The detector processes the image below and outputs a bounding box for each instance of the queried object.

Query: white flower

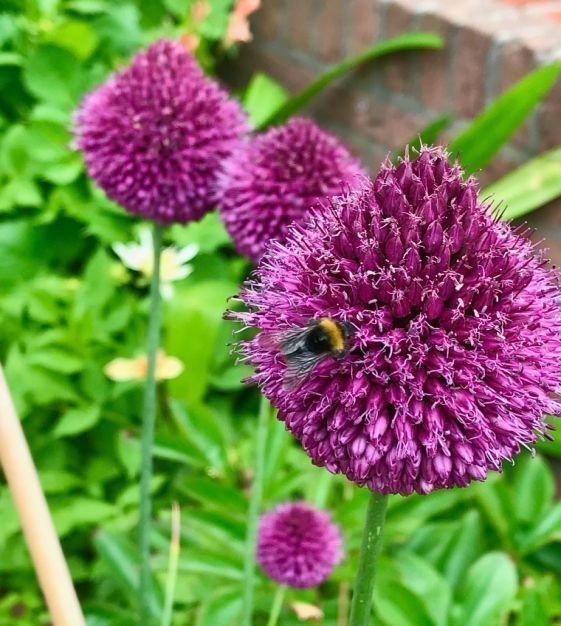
[112,227,198,298]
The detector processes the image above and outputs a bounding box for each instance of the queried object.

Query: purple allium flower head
[74,39,248,224]
[218,117,366,262]
[257,502,343,588]
[234,146,561,495]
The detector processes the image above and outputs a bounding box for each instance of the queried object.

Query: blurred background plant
[0,1,561,625]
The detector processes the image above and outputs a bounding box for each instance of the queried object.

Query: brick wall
[234,0,561,261]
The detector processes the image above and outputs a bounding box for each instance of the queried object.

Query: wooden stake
[0,365,85,626]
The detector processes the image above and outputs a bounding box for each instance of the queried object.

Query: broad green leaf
[454,552,518,626]
[166,280,237,403]
[23,44,82,109]
[473,478,515,548]
[450,63,561,174]
[43,19,99,59]
[243,73,289,127]
[27,347,84,374]
[520,502,561,553]
[440,510,482,589]
[511,455,554,524]
[259,33,444,128]
[53,497,116,536]
[483,148,561,220]
[374,563,436,626]
[53,405,101,438]
[181,477,247,515]
[395,552,452,626]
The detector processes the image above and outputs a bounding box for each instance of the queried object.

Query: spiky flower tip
[74,39,248,224]
[218,117,366,262]
[235,146,561,495]
[257,502,343,588]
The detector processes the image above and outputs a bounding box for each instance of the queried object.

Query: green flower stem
[266,585,287,626]
[349,490,388,626]
[138,221,164,626]
[241,394,271,626]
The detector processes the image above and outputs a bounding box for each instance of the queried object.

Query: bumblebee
[260,318,352,388]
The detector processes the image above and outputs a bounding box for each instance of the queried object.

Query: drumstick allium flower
[218,117,366,262]
[74,38,248,224]
[257,502,343,588]
[234,146,561,495]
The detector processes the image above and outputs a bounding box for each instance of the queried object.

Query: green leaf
[483,148,561,220]
[518,585,549,626]
[243,73,288,127]
[27,347,84,374]
[94,531,163,620]
[23,44,82,109]
[520,502,561,553]
[43,19,99,60]
[53,497,116,537]
[512,455,554,524]
[454,552,518,626]
[196,588,241,626]
[440,510,483,589]
[53,405,101,438]
[394,552,452,626]
[168,399,228,472]
[259,32,444,128]
[450,63,561,174]
[170,211,231,254]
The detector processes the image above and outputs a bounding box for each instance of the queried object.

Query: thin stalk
[241,394,270,626]
[348,491,388,626]
[138,221,164,626]
[161,502,181,626]
[266,585,286,626]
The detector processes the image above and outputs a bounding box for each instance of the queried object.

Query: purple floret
[235,146,561,495]
[218,117,366,262]
[74,39,248,224]
[257,502,343,588]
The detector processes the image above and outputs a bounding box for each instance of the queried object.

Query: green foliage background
[0,1,561,625]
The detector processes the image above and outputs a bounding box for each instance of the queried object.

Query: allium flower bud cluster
[236,147,561,495]
[257,502,343,588]
[74,39,248,224]
[218,117,366,262]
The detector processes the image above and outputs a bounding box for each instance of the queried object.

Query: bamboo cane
[0,365,85,626]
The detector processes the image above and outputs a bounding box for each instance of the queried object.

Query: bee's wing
[283,351,323,390]
[257,327,308,355]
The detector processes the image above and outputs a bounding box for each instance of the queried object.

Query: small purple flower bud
[257,502,343,589]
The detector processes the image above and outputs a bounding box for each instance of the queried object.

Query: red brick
[253,1,285,40]
[315,0,346,62]
[353,99,428,148]
[235,45,316,94]
[380,2,413,95]
[452,26,490,119]
[538,80,561,151]
[418,12,450,111]
[286,0,313,50]
[349,0,380,54]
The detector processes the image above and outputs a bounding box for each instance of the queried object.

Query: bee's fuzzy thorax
[318,318,346,353]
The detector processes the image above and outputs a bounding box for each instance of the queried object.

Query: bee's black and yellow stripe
[318,318,346,353]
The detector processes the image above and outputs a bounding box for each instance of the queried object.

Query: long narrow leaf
[258,32,443,129]
[94,530,163,620]
[483,147,561,220]
[450,63,561,174]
